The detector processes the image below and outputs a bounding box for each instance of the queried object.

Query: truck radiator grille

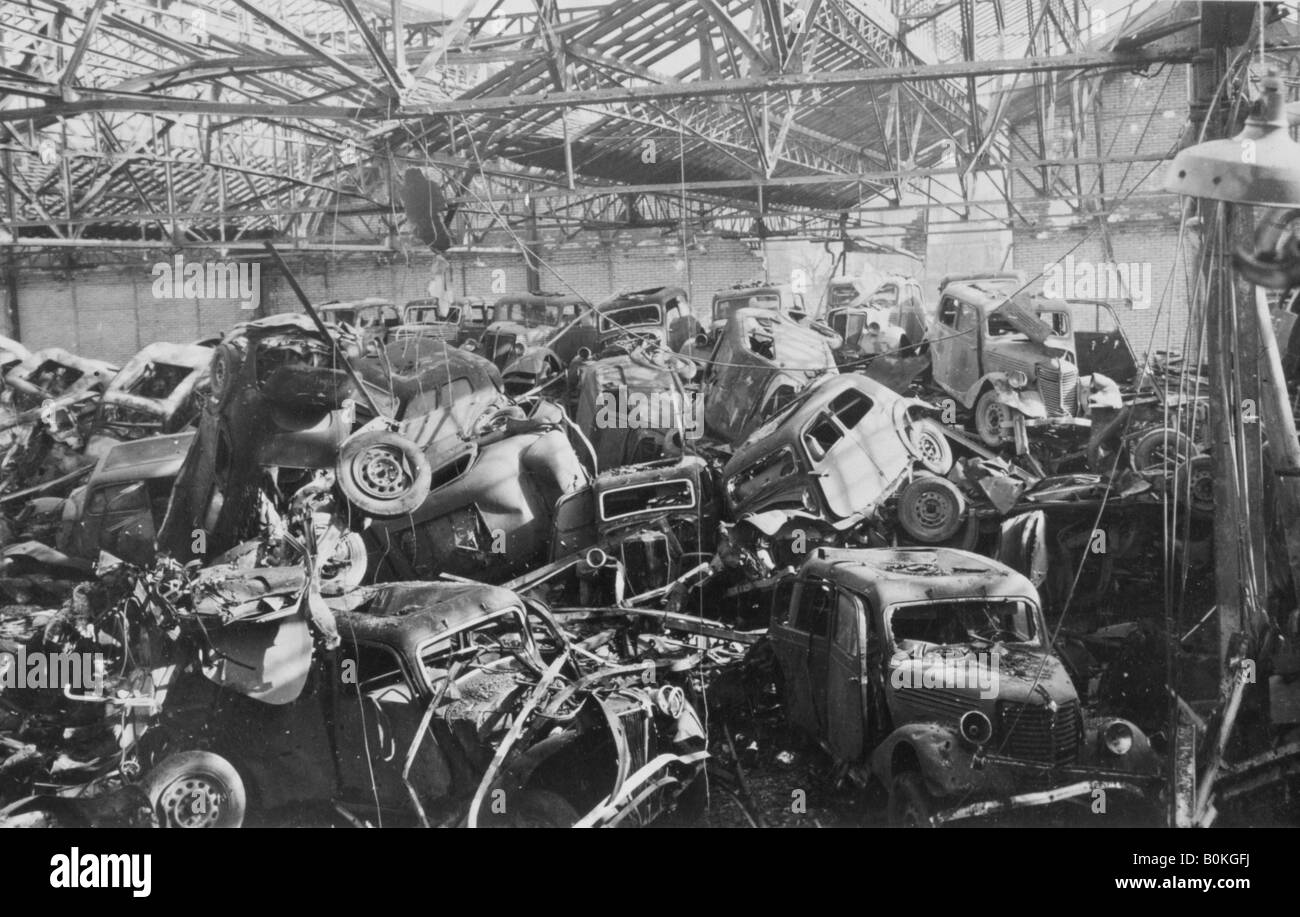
[998,700,1081,766]
[1036,362,1078,416]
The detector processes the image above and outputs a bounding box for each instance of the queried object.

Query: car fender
[963,374,1048,419]
[738,508,823,537]
[870,723,1013,799]
[504,347,560,379]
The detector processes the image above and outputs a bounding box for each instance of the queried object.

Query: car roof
[598,286,688,309]
[803,546,1038,609]
[335,581,526,659]
[360,339,502,399]
[492,292,589,307]
[318,298,396,310]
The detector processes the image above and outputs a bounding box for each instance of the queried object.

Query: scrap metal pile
[0,257,1216,828]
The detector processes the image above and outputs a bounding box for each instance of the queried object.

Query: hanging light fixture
[1164,75,1300,207]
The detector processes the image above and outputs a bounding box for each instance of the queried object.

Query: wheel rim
[352,445,413,500]
[907,488,958,536]
[979,399,1010,442]
[913,430,944,467]
[157,774,227,828]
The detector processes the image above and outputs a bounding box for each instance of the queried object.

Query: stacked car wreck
[0,260,1213,829]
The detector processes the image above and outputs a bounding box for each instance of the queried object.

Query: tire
[336,430,432,517]
[906,417,954,475]
[1130,427,1195,473]
[896,475,966,543]
[319,530,369,595]
[1174,454,1214,517]
[140,751,246,828]
[208,341,243,401]
[974,388,1014,447]
[887,772,936,828]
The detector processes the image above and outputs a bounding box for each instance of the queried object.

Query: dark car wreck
[757,546,1160,825]
[475,293,597,395]
[84,342,211,458]
[0,566,706,828]
[698,307,840,448]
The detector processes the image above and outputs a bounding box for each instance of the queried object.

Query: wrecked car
[759,546,1160,825]
[548,455,719,603]
[699,307,840,447]
[475,293,596,395]
[827,274,929,360]
[592,286,702,354]
[84,342,211,457]
[57,431,195,567]
[720,374,957,550]
[570,343,700,470]
[356,339,588,582]
[394,297,489,347]
[158,313,391,559]
[927,273,1085,447]
[682,281,810,359]
[317,298,402,347]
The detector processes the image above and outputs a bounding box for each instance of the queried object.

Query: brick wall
[7,233,762,362]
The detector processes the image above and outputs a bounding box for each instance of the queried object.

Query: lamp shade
[1164,76,1300,207]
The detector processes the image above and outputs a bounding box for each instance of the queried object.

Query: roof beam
[56,0,108,97]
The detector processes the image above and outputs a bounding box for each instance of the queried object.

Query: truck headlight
[1103,721,1134,756]
[1007,369,1029,390]
[959,710,994,746]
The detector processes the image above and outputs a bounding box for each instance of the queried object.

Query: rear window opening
[600,479,694,520]
[126,362,192,399]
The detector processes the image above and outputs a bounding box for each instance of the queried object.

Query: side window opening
[796,580,834,636]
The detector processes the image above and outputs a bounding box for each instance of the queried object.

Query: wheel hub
[356,447,410,498]
[158,776,226,828]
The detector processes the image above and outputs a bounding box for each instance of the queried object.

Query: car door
[1073,302,1137,383]
[825,588,867,763]
[926,295,963,393]
[333,641,454,812]
[770,577,832,737]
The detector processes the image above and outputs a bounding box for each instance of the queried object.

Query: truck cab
[765,546,1159,825]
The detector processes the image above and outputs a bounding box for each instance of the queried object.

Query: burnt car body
[394,298,489,347]
[593,287,701,354]
[59,432,194,566]
[720,374,957,548]
[317,299,402,347]
[927,273,1084,447]
[0,349,120,491]
[84,342,211,457]
[477,293,597,395]
[683,282,809,359]
[157,580,705,826]
[764,546,1159,824]
[571,349,700,470]
[550,456,719,601]
[159,313,387,558]
[359,339,588,582]
[699,307,840,447]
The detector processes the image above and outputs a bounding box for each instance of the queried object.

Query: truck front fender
[961,374,1048,419]
[870,723,1014,799]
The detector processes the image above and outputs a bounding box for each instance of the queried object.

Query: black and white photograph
[0,0,1289,869]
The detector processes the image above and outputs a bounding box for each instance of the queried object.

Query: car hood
[889,643,1077,707]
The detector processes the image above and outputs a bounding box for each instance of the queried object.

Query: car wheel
[1130,427,1195,473]
[974,389,1014,447]
[336,430,432,517]
[896,476,966,543]
[1173,454,1214,517]
[887,772,936,828]
[906,417,953,475]
[208,341,243,401]
[140,751,246,828]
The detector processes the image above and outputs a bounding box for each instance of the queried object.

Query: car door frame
[825,585,867,763]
